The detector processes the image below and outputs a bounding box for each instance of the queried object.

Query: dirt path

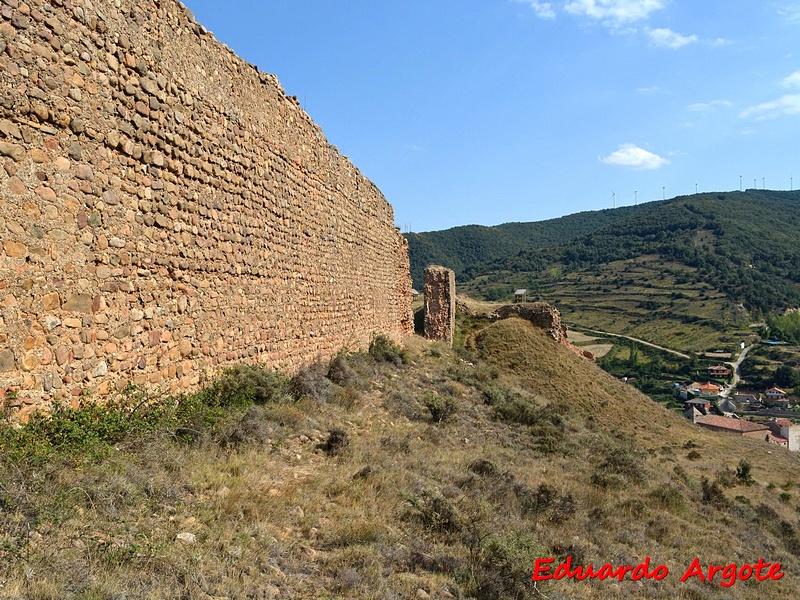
[570,328,692,360]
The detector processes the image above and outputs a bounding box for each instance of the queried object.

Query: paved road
[720,344,755,396]
[570,328,692,360]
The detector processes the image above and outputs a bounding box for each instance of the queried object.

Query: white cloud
[646,27,698,48]
[740,94,800,120]
[708,37,732,47]
[601,144,670,170]
[636,86,661,94]
[782,70,800,88]
[777,4,800,24]
[687,100,733,113]
[516,0,557,19]
[564,0,666,24]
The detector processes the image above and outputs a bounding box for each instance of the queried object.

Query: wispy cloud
[739,70,800,119]
[601,144,670,170]
[782,70,800,88]
[646,27,698,48]
[687,100,733,113]
[707,37,732,47]
[564,0,666,24]
[517,0,666,24]
[740,94,800,120]
[636,86,661,94]
[515,0,557,19]
[777,4,800,24]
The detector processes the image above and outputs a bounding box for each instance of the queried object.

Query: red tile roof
[696,415,769,434]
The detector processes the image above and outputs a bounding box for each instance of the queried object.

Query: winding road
[570,326,757,397]
[720,343,755,396]
[570,328,692,360]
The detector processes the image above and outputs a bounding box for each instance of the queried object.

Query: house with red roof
[765,387,788,400]
[697,382,722,397]
[707,365,732,379]
[695,415,770,439]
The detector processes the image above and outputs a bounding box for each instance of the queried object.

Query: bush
[423,392,459,424]
[468,530,543,600]
[199,364,288,407]
[736,459,755,486]
[405,490,461,533]
[701,477,727,506]
[649,483,685,511]
[0,395,168,465]
[327,352,358,386]
[220,405,278,448]
[368,334,406,365]
[290,359,335,402]
[320,428,349,456]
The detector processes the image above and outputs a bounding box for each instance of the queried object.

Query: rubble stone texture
[423,266,455,346]
[0,0,413,417]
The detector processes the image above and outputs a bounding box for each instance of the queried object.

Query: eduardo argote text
[532,556,784,588]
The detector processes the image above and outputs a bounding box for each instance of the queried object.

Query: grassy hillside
[3,322,800,599]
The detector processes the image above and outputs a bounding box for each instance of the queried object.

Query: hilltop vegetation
[409,190,800,352]
[3,321,800,599]
[405,204,647,288]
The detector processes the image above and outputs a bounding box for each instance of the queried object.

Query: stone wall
[0,0,413,418]
[423,265,455,346]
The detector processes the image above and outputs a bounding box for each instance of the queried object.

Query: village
[677,364,800,452]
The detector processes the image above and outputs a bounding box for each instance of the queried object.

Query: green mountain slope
[412,190,800,350]
[405,204,648,288]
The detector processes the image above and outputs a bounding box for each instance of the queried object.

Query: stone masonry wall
[0,0,413,418]
[423,265,455,346]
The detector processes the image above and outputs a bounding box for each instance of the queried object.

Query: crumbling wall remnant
[423,266,455,346]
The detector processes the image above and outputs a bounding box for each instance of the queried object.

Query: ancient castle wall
[0,0,413,417]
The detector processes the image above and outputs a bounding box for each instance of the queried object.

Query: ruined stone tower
[423,265,455,346]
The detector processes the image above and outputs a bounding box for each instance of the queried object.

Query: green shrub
[736,459,755,486]
[423,392,458,424]
[198,364,288,407]
[649,484,685,511]
[405,490,461,533]
[368,334,406,365]
[0,395,168,465]
[467,530,543,600]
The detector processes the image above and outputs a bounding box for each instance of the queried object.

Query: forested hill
[405,203,650,287]
[408,190,800,314]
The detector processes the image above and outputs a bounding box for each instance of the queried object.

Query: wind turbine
[611,189,616,209]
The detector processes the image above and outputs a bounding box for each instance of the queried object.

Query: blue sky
[181,0,800,232]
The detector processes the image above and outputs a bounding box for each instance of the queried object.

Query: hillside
[413,190,800,351]
[3,321,800,599]
[405,203,649,288]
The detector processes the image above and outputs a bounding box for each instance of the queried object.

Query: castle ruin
[0,0,413,418]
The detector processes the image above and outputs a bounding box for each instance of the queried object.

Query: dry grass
[1,323,800,599]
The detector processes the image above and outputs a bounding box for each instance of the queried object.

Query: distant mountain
[405,203,649,288]
[410,190,800,314]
